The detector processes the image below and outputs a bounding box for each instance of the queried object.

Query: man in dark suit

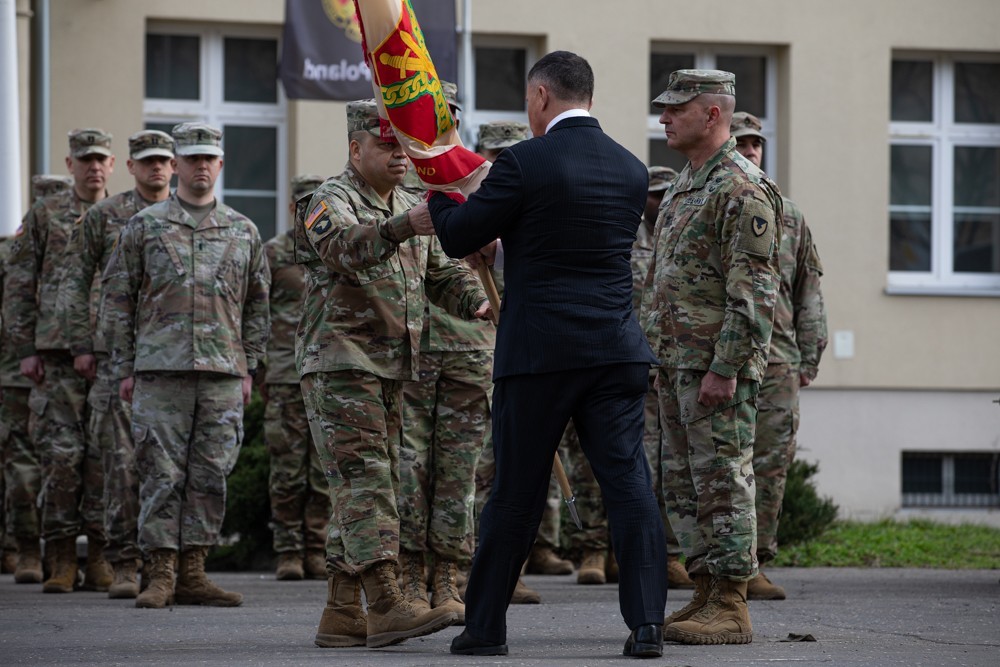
[409,50,667,658]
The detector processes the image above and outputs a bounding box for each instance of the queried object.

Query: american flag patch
[305,201,328,230]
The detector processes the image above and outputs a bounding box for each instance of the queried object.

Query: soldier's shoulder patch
[735,198,776,258]
[305,201,333,237]
[14,224,24,237]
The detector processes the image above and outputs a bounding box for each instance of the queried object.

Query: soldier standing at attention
[297,99,486,649]
[397,82,495,625]
[102,123,270,609]
[1,176,74,583]
[729,112,827,600]
[263,174,331,582]
[4,130,116,594]
[60,130,175,599]
[643,70,782,645]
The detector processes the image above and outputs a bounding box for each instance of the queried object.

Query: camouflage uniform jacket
[294,163,486,381]
[421,238,496,353]
[641,137,783,382]
[630,222,655,314]
[60,188,153,357]
[102,193,270,380]
[3,189,99,358]
[768,197,828,381]
[263,229,304,384]
[0,237,31,388]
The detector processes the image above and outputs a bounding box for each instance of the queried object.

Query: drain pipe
[33,0,49,175]
[1,0,23,234]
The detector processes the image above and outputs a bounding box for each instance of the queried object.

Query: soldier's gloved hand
[119,376,135,403]
[73,354,97,381]
[242,375,253,406]
[20,355,45,385]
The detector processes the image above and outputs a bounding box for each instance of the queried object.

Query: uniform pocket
[27,391,49,418]
[354,255,402,286]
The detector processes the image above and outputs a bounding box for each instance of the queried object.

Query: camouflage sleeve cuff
[708,358,739,379]
[114,361,135,380]
[13,343,37,360]
[378,212,416,245]
[800,364,819,382]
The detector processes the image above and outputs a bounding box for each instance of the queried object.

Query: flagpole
[460,0,473,147]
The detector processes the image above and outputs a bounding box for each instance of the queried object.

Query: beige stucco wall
[26,0,1000,392]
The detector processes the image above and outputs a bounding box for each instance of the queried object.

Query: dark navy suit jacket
[429,115,658,380]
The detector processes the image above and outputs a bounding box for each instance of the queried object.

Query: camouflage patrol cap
[68,128,113,158]
[128,130,175,160]
[730,111,766,141]
[647,166,678,192]
[291,174,325,200]
[477,121,530,151]
[441,80,462,112]
[347,99,396,141]
[172,122,224,157]
[651,69,736,107]
[31,174,74,200]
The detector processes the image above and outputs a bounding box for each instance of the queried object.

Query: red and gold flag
[352,0,490,198]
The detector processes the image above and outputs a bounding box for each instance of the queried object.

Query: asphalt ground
[1,567,998,666]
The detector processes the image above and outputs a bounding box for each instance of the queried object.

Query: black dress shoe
[450,628,509,656]
[623,623,663,658]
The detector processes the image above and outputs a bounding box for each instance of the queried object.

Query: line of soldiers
[1,68,825,651]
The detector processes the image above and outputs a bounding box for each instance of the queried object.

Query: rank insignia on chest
[752,216,768,237]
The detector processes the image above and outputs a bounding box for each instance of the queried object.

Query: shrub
[777,459,839,547]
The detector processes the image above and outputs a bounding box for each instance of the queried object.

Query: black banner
[279,0,457,101]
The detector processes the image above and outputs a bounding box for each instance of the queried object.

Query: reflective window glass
[954,62,1000,124]
[224,38,279,104]
[649,53,696,114]
[146,34,200,100]
[716,55,767,118]
[475,47,527,111]
[891,60,933,122]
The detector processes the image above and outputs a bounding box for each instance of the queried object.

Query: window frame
[901,451,1000,509]
[888,51,1000,296]
[463,34,539,148]
[143,22,288,238]
[647,43,779,181]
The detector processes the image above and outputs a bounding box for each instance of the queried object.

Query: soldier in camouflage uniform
[729,112,828,600]
[1,176,74,584]
[397,83,496,623]
[102,123,270,609]
[3,130,115,594]
[297,99,484,648]
[60,130,176,599]
[642,71,783,645]
[262,174,330,582]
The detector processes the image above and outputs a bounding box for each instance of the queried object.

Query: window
[462,35,540,149]
[144,25,287,239]
[648,45,778,178]
[888,54,1000,295]
[901,452,1000,508]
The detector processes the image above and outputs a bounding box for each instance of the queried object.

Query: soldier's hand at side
[464,241,498,269]
[697,370,736,408]
[73,354,97,381]
[474,300,494,322]
[242,375,253,406]
[119,376,135,403]
[20,355,44,385]
[800,374,812,388]
[407,203,436,236]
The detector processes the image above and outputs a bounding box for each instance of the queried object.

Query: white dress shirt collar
[545,108,591,135]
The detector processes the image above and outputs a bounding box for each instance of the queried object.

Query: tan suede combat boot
[275,552,305,581]
[314,572,367,647]
[304,549,327,579]
[577,549,607,585]
[430,559,465,625]
[1,548,17,573]
[135,549,176,608]
[510,576,541,604]
[667,555,696,589]
[42,538,79,593]
[360,560,457,648]
[108,559,140,599]
[398,550,431,612]
[14,538,43,584]
[747,571,786,600]
[665,577,753,645]
[174,546,242,606]
[526,545,573,575]
[663,572,710,626]
[81,536,113,591]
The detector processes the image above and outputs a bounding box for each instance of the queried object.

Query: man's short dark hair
[527,50,594,104]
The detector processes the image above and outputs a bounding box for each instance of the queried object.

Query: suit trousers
[464,363,667,643]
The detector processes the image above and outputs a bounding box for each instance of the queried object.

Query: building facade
[13,0,1000,524]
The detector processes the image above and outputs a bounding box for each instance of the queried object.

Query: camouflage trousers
[400,350,492,564]
[131,372,244,553]
[475,422,563,550]
[301,370,402,574]
[642,375,682,556]
[30,350,104,542]
[0,387,36,540]
[91,354,138,563]
[754,364,800,564]
[264,383,329,555]
[658,367,758,580]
